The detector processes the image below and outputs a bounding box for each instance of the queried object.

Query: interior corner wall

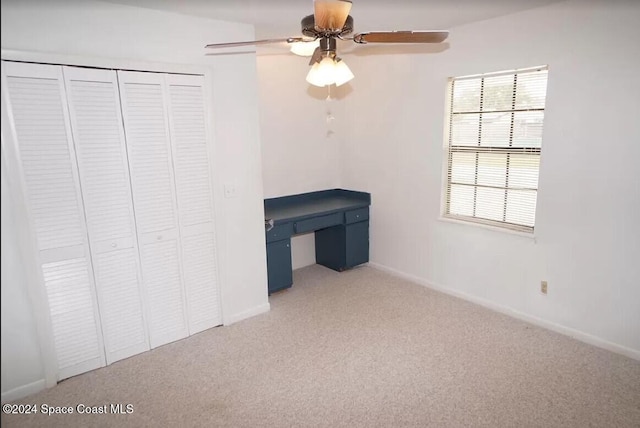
[1,149,45,402]
[340,0,640,356]
[257,53,346,268]
[1,0,268,400]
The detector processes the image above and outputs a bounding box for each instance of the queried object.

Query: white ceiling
[105,0,563,40]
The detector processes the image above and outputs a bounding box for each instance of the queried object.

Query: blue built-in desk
[264,189,371,294]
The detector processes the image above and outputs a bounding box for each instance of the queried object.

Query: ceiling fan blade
[205,37,305,49]
[353,31,449,44]
[314,0,352,31]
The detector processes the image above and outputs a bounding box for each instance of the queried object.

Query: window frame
[441,66,548,234]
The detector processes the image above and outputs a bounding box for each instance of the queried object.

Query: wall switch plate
[541,280,548,294]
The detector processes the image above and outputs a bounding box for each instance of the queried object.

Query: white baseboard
[1,379,46,404]
[369,262,640,361]
[223,302,270,326]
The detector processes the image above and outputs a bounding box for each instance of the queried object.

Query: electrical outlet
[541,280,548,295]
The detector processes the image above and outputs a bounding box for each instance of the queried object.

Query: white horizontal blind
[1,61,105,379]
[63,66,150,364]
[444,66,548,232]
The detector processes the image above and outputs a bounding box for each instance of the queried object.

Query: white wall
[258,54,344,198]
[341,0,640,356]
[1,149,46,401]
[257,53,348,268]
[1,0,269,400]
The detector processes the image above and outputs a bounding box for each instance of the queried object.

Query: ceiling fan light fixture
[333,59,354,86]
[205,2,449,89]
[317,56,336,75]
[306,56,354,87]
[306,61,329,87]
[306,57,334,87]
[290,39,320,56]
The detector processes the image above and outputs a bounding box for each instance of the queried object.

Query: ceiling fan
[205,0,449,87]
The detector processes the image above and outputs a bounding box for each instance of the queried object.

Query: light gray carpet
[2,265,640,427]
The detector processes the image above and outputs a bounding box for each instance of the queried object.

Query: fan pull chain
[326,85,335,137]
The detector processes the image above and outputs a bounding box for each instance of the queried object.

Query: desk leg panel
[266,239,293,294]
[316,221,370,272]
[345,221,369,268]
[315,226,347,271]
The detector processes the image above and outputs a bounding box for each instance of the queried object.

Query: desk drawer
[266,223,293,243]
[294,212,343,234]
[345,207,369,224]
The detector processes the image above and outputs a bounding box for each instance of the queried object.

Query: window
[443,66,549,233]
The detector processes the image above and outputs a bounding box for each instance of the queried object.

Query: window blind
[444,66,548,232]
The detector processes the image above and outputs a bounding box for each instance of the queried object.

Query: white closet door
[117,70,189,348]
[166,74,222,333]
[63,66,149,364]
[1,61,105,379]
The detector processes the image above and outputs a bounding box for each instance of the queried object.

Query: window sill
[438,216,537,241]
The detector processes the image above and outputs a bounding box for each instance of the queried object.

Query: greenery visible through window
[443,66,549,233]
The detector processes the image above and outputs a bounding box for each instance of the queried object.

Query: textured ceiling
[104,0,563,40]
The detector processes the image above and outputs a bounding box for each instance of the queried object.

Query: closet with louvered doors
[118,71,189,348]
[2,61,107,380]
[165,74,221,335]
[118,71,222,343]
[63,66,150,364]
[1,61,222,381]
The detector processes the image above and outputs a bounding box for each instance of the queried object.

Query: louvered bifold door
[165,74,222,333]
[117,70,189,348]
[63,66,150,364]
[1,61,105,379]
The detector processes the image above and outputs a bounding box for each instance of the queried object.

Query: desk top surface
[264,189,370,224]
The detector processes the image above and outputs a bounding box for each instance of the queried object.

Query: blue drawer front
[345,207,369,224]
[294,212,343,234]
[266,223,293,243]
